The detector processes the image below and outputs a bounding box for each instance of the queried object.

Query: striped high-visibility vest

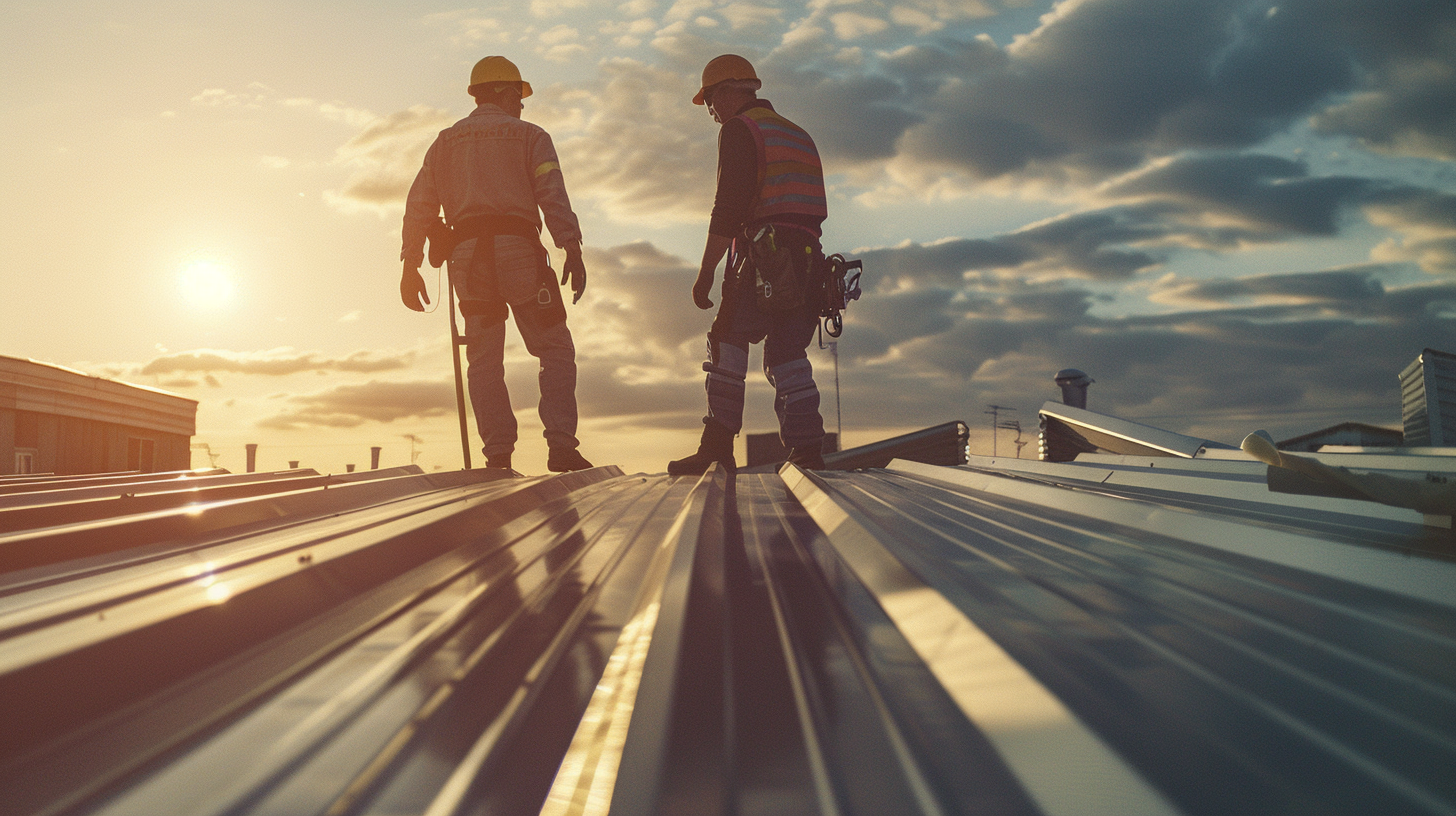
[735,104,827,229]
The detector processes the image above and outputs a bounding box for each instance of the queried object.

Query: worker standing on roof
[399,56,593,473]
[669,54,829,475]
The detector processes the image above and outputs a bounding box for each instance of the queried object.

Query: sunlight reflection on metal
[541,601,661,816]
[6,455,1456,815]
[539,476,708,816]
[783,465,1183,816]
[204,582,230,604]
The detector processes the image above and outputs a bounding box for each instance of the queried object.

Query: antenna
[984,405,1016,457]
[998,419,1027,459]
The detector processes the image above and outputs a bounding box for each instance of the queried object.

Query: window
[14,449,36,475]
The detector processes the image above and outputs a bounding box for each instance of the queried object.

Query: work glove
[561,252,587,304]
[692,271,715,310]
[400,264,430,311]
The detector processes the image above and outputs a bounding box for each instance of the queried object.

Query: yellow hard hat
[469,56,533,98]
[693,54,759,105]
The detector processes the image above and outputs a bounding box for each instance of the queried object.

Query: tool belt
[740,222,816,312]
[432,214,566,328]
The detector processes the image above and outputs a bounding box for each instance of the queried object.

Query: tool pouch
[747,224,804,312]
[426,218,460,269]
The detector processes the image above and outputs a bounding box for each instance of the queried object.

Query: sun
[179,259,236,309]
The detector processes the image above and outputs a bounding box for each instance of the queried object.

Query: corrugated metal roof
[3,429,1456,815]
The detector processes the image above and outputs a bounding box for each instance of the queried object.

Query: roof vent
[1054,368,1094,409]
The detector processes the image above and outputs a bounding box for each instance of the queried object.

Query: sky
[3,0,1455,475]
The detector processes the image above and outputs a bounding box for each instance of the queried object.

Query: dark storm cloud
[858,153,1434,284]
[856,207,1167,282]
[834,277,1456,445]
[1150,266,1393,307]
[1362,188,1456,274]
[762,35,1004,165]
[823,0,1456,179]
[764,67,923,163]
[1310,0,1456,160]
[1102,154,1376,237]
[851,287,961,344]
[856,238,1032,285]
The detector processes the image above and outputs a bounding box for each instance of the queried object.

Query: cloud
[1307,0,1456,161]
[423,11,513,47]
[580,241,709,351]
[826,271,1456,443]
[531,0,596,18]
[855,206,1167,283]
[545,59,720,222]
[1147,266,1394,307]
[1100,153,1376,238]
[327,105,455,214]
[140,348,414,377]
[1363,188,1456,274]
[258,380,457,430]
[870,151,1449,287]
[830,11,890,40]
[759,60,927,165]
[806,0,1456,186]
[190,83,273,108]
[664,0,715,24]
[191,84,375,128]
[719,3,785,30]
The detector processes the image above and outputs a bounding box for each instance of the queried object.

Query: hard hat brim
[692,77,759,105]
[467,80,533,99]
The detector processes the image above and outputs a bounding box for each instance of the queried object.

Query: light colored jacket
[401,103,582,268]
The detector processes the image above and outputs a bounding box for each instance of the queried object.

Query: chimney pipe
[1054,369,1094,409]
[370,446,382,470]
[288,460,299,469]
[245,443,258,473]
[346,464,356,473]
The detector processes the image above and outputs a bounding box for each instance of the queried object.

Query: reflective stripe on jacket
[734,105,827,228]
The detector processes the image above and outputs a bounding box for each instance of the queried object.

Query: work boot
[668,421,736,475]
[547,447,594,472]
[485,452,512,470]
[787,446,825,470]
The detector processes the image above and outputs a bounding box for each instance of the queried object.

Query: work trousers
[703,271,826,449]
[449,236,579,458]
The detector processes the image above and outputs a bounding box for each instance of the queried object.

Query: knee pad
[768,358,824,446]
[766,357,814,394]
[704,336,749,378]
[703,338,749,432]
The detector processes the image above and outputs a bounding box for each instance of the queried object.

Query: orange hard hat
[469,56,533,99]
[693,54,760,105]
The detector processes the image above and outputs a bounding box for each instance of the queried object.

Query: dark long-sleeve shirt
[707,100,824,239]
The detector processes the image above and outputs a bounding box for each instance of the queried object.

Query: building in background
[1277,421,1404,452]
[1401,348,1456,447]
[0,355,196,475]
